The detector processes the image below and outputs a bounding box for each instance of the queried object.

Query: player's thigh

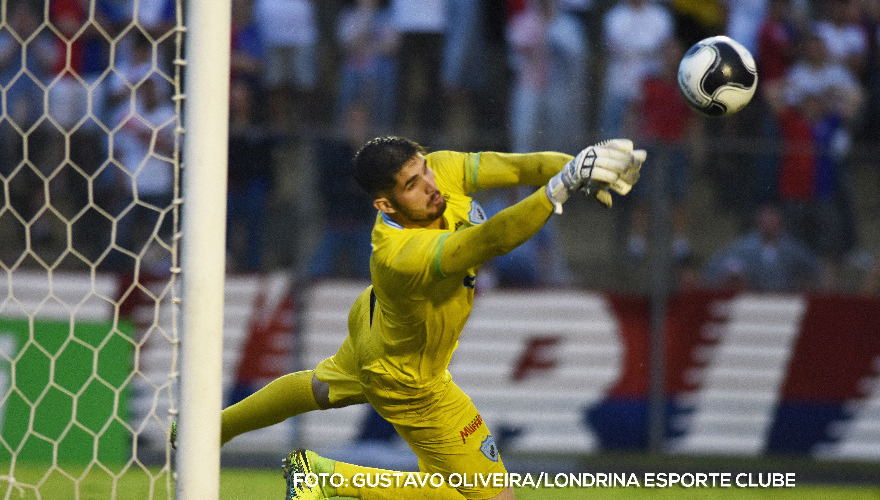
[313,288,373,408]
[389,381,507,500]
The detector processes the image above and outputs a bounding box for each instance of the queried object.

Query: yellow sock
[332,460,464,500]
[221,370,320,445]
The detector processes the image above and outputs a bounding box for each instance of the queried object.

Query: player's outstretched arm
[438,140,646,276]
[439,187,555,276]
[472,151,573,189]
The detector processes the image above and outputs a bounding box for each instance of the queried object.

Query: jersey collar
[381,211,404,229]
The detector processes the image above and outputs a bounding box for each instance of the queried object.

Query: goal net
[0,1,187,498]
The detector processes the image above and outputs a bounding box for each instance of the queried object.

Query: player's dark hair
[353,136,427,197]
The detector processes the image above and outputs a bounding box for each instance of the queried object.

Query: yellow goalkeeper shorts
[314,290,507,499]
[316,358,507,500]
[376,377,508,500]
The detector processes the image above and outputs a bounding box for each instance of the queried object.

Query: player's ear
[374,197,395,215]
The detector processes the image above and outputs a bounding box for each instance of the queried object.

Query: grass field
[2,464,879,499]
[222,469,880,499]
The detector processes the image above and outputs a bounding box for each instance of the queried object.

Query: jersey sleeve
[426,150,480,195]
[473,151,572,189]
[427,149,573,194]
[438,187,555,277]
[372,227,450,299]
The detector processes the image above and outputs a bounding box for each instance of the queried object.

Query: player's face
[376,154,447,229]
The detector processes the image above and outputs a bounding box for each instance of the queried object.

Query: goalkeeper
[219,136,645,500]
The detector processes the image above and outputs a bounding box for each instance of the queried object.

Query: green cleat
[169,421,177,450]
[282,449,328,500]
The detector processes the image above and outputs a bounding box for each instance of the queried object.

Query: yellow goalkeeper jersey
[362,150,485,393]
[331,149,570,404]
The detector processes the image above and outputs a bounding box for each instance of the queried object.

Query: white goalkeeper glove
[545,139,646,213]
[589,144,646,208]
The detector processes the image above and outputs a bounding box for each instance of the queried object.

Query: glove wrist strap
[545,175,570,215]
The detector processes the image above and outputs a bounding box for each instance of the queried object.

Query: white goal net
[0,1,186,498]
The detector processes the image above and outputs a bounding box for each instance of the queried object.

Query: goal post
[177,0,231,499]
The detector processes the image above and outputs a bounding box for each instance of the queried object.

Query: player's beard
[390,192,447,227]
[428,191,447,219]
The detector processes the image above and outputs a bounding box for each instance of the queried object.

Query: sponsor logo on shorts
[460,413,484,443]
[481,434,499,462]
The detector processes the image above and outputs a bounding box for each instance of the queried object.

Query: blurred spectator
[669,0,724,48]
[127,0,176,38]
[814,0,869,80]
[95,0,134,34]
[47,0,90,131]
[600,0,673,138]
[751,0,797,205]
[858,0,880,139]
[110,75,176,272]
[391,0,447,137]
[83,7,116,125]
[440,0,492,148]
[724,0,768,56]
[507,0,587,154]
[0,1,57,250]
[783,31,864,123]
[481,187,571,288]
[48,0,117,263]
[507,0,553,152]
[107,31,160,120]
[335,0,399,133]
[557,0,594,27]
[304,101,376,279]
[776,89,858,286]
[111,0,176,72]
[624,38,700,262]
[756,0,798,109]
[0,1,55,134]
[441,0,485,97]
[230,0,265,90]
[777,29,863,258]
[704,204,821,292]
[254,0,319,130]
[0,0,876,296]
[227,79,279,271]
[544,2,589,154]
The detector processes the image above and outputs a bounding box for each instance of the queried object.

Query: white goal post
[177,0,231,499]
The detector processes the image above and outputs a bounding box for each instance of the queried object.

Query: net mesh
[0,1,184,498]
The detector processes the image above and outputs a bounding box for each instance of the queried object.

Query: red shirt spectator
[639,74,692,143]
[756,1,796,84]
[777,106,815,200]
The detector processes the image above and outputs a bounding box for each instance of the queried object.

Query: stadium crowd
[0,0,878,294]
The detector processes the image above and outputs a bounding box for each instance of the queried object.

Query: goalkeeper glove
[587,146,646,208]
[545,139,646,213]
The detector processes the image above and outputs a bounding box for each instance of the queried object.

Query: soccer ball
[677,36,758,117]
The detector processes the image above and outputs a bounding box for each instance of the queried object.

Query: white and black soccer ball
[677,36,758,117]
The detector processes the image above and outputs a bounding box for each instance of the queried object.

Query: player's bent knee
[311,373,363,409]
[311,374,333,409]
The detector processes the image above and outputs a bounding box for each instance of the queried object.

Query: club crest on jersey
[480,435,499,462]
[469,200,487,224]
